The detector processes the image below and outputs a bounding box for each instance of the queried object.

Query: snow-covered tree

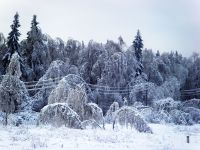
[6,52,22,78]
[133,30,143,62]
[3,13,21,70]
[7,12,21,55]
[27,15,42,44]
[113,106,152,133]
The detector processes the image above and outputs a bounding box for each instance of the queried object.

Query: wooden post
[187,136,190,143]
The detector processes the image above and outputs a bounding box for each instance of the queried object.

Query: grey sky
[0,0,200,56]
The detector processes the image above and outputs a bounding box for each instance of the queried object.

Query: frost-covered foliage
[83,103,103,124]
[158,77,180,100]
[48,75,88,120]
[169,109,193,125]
[32,60,69,112]
[113,106,152,133]
[129,82,159,105]
[181,99,200,109]
[39,103,82,129]
[105,101,119,123]
[136,98,194,125]
[153,97,180,112]
[81,119,102,129]
[0,111,6,125]
[6,52,22,78]
[0,75,30,113]
[7,111,39,126]
[181,107,200,123]
[0,33,5,47]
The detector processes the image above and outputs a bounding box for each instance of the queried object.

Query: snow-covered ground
[0,124,199,150]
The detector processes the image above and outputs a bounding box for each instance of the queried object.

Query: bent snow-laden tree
[39,103,82,129]
[48,74,89,120]
[113,106,152,133]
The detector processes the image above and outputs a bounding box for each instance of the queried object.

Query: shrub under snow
[48,75,88,120]
[0,75,31,113]
[83,103,104,124]
[181,107,200,123]
[39,103,82,129]
[181,99,200,109]
[105,101,119,123]
[113,106,153,133]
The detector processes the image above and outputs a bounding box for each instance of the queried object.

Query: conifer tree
[7,12,21,55]
[133,30,144,76]
[27,15,42,43]
[133,30,143,62]
[156,50,160,57]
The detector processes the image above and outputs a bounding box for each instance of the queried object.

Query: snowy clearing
[0,124,199,150]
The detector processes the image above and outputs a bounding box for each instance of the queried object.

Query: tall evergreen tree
[133,30,143,62]
[156,50,160,57]
[27,15,42,43]
[133,30,144,77]
[7,12,21,55]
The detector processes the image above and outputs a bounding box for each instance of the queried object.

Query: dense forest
[0,13,200,127]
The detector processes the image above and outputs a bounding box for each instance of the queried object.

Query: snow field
[0,124,199,150]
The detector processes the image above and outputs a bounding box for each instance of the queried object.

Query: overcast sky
[0,0,200,56]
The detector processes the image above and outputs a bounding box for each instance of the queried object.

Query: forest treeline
[0,13,200,113]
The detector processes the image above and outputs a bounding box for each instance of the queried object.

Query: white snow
[0,124,199,150]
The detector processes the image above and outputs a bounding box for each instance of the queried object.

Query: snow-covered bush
[113,106,152,133]
[138,107,154,123]
[0,111,6,125]
[153,97,180,112]
[181,107,200,123]
[169,109,193,125]
[0,75,30,113]
[39,103,82,129]
[158,77,181,100]
[7,111,39,126]
[105,102,119,123]
[83,103,103,124]
[181,99,200,109]
[6,52,22,78]
[81,119,102,129]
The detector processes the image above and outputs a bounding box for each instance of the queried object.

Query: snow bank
[39,103,82,129]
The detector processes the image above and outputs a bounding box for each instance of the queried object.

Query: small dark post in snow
[187,136,190,143]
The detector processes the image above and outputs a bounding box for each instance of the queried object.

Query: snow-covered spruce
[39,103,82,129]
[113,106,153,133]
